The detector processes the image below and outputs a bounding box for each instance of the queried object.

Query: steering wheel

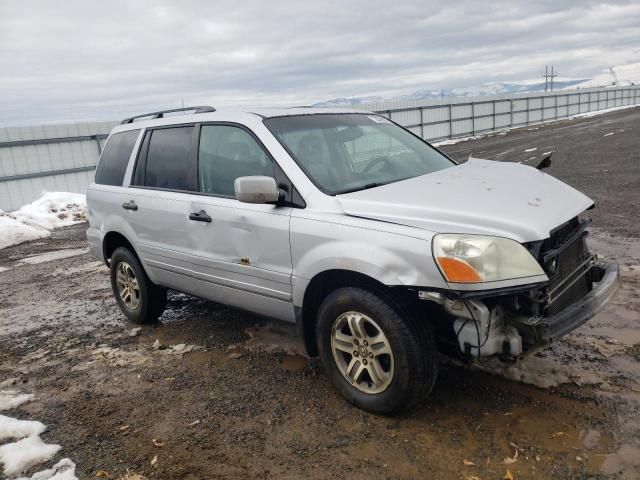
[363,155,391,173]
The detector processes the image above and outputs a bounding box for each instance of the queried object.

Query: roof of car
[111,106,373,133]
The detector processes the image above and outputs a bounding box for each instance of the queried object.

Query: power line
[542,65,559,92]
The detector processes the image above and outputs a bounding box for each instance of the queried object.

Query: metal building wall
[0,121,117,211]
[0,86,638,211]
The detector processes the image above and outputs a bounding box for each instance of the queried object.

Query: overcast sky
[1,0,639,126]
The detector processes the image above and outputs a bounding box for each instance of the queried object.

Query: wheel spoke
[369,334,392,356]
[348,314,367,339]
[346,357,366,383]
[333,330,354,353]
[334,338,353,354]
[116,271,127,284]
[368,359,388,386]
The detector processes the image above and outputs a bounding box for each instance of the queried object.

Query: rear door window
[144,126,196,191]
[95,129,140,186]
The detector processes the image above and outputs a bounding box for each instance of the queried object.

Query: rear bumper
[534,261,619,342]
[86,227,103,263]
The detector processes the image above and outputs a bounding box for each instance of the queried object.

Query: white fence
[0,86,639,211]
[358,85,640,142]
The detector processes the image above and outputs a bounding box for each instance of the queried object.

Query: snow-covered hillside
[567,62,640,89]
[0,192,87,250]
[313,63,639,107]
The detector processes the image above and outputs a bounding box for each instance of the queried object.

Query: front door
[186,124,294,321]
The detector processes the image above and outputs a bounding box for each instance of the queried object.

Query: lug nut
[363,340,368,346]
[369,353,373,358]
[354,339,359,345]
[353,351,359,357]
[362,359,368,365]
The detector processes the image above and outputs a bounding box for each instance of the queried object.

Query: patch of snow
[50,261,104,277]
[0,435,61,476]
[0,379,18,389]
[432,134,485,146]
[543,151,553,155]
[567,62,640,89]
[0,390,35,411]
[478,355,604,389]
[603,132,615,137]
[19,248,89,265]
[11,192,86,231]
[0,266,11,273]
[16,459,77,480]
[0,192,87,251]
[0,214,49,250]
[0,416,46,442]
[569,104,638,120]
[0,381,78,479]
[524,147,537,152]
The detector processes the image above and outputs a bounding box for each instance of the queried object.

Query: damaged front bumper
[420,261,620,360]
[513,261,620,345]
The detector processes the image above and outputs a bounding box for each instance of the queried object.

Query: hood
[337,158,593,243]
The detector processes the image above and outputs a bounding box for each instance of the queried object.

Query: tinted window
[199,125,274,196]
[145,127,195,191]
[95,130,140,186]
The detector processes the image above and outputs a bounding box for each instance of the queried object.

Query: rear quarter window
[95,129,140,186]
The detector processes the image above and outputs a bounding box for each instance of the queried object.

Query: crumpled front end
[420,216,620,361]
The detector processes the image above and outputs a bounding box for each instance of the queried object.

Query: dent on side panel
[290,215,448,306]
[187,198,293,301]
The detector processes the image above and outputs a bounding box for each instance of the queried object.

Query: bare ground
[1,107,640,479]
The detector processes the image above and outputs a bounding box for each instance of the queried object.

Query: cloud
[0,0,638,125]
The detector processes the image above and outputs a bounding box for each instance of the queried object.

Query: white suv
[87,106,619,414]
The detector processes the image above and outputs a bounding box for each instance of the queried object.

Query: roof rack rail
[121,106,216,124]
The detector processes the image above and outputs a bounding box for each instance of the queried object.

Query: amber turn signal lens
[436,257,482,283]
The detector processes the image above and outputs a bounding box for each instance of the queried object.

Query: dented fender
[290,213,448,307]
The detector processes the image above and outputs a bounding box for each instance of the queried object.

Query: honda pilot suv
[87,106,619,414]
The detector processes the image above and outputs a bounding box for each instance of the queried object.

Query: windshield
[264,114,454,194]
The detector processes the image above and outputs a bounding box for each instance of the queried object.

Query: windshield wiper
[335,182,387,195]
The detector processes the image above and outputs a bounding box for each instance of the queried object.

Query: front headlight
[432,234,545,283]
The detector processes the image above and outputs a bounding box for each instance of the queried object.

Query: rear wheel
[316,287,437,415]
[110,247,166,324]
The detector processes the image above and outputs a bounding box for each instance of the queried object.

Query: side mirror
[234,176,279,204]
[536,152,553,171]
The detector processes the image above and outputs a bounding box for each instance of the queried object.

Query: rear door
[125,124,200,291]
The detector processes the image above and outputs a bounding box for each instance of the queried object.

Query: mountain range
[311,62,640,107]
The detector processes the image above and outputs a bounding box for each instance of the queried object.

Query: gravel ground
[1,107,639,479]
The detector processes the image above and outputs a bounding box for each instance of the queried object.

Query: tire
[109,247,167,324]
[316,287,437,415]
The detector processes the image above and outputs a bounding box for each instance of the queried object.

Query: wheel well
[300,270,408,357]
[102,232,136,266]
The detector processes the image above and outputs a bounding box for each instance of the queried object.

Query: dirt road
[1,107,639,479]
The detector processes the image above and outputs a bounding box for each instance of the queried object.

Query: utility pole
[542,65,559,91]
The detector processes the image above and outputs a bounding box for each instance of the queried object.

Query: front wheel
[316,287,437,415]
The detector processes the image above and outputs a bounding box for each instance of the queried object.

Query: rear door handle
[122,200,138,211]
[189,210,212,223]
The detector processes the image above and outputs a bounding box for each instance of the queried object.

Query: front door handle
[122,200,138,211]
[189,210,212,223]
